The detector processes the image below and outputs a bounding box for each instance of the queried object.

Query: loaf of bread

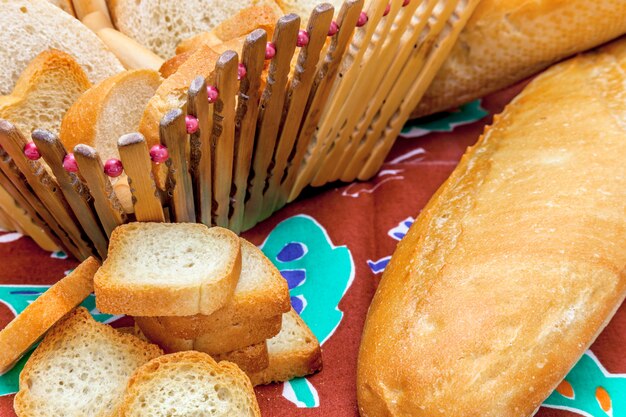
[411,0,626,117]
[0,0,124,95]
[358,38,626,416]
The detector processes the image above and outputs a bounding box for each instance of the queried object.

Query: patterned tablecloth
[1,80,624,416]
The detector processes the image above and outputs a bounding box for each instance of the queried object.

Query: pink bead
[23,142,40,160]
[383,3,391,16]
[238,63,247,80]
[104,158,123,178]
[402,0,410,6]
[297,30,309,47]
[357,11,368,27]
[207,85,219,103]
[62,153,78,172]
[265,42,276,60]
[149,144,169,164]
[328,21,339,36]
[185,115,199,134]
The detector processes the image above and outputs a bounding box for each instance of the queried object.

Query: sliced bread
[0,257,99,375]
[59,69,161,162]
[0,49,91,137]
[143,238,290,339]
[107,0,275,59]
[119,351,261,417]
[14,307,163,417]
[94,222,242,317]
[136,313,282,355]
[132,324,269,373]
[249,309,322,386]
[0,0,123,95]
[47,0,75,16]
[277,0,345,19]
[139,43,220,149]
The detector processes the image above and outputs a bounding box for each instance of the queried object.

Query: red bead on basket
[402,0,410,6]
[104,159,123,177]
[383,3,391,16]
[328,21,339,36]
[265,42,276,60]
[357,12,368,27]
[238,63,247,80]
[297,30,310,47]
[185,115,199,134]
[207,85,219,103]
[62,153,78,172]
[150,145,169,164]
[23,142,40,160]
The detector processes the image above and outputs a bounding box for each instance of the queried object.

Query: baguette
[358,38,626,416]
[94,223,242,317]
[119,351,261,417]
[14,307,162,417]
[412,0,626,117]
[0,257,99,374]
[0,0,124,95]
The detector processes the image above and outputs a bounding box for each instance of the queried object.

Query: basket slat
[0,121,91,260]
[229,29,267,234]
[211,50,239,227]
[188,75,213,226]
[160,108,196,223]
[74,144,127,237]
[243,14,301,229]
[260,4,335,220]
[118,133,166,222]
[314,0,407,184]
[33,130,109,259]
[284,0,364,203]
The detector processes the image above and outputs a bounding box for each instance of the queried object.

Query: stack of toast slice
[95,222,323,384]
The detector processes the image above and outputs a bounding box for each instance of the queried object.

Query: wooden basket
[0,0,479,260]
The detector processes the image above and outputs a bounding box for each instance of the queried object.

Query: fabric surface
[0,80,624,416]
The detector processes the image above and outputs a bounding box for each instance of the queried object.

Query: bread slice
[47,0,75,16]
[249,309,322,386]
[0,49,91,137]
[139,44,220,149]
[94,222,242,316]
[60,69,161,162]
[14,307,163,417]
[119,351,261,417]
[136,313,281,355]
[130,324,269,373]
[0,0,124,95]
[277,0,344,19]
[142,238,290,339]
[0,257,99,375]
[107,0,273,59]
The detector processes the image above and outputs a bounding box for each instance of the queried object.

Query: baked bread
[249,309,322,386]
[107,0,271,59]
[119,351,261,417]
[138,44,220,149]
[141,238,290,339]
[0,257,99,375]
[213,342,269,374]
[136,313,281,355]
[275,0,344,19]
[0,0,123,95]
[412,0,626,117]
[60,69,161,163]
[0,49,91,137]
[14,307,162,417]
[94,222,242,317]
[47,0,75,16]
[358,38,626,416]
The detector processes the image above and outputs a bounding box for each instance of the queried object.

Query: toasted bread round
[120,351,261,417]
[0,257,99,375]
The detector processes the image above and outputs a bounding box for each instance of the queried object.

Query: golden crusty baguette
[411,0,626,117]
[358,38,626,416]
[96,28,165,71]
[81,10,114,32]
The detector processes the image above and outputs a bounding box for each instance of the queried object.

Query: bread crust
[412,0,626,117]
[94,223,242,317]
[0,257,99,375]
[358,38,626,416]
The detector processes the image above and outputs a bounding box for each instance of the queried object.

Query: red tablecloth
[1,80,624,416]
